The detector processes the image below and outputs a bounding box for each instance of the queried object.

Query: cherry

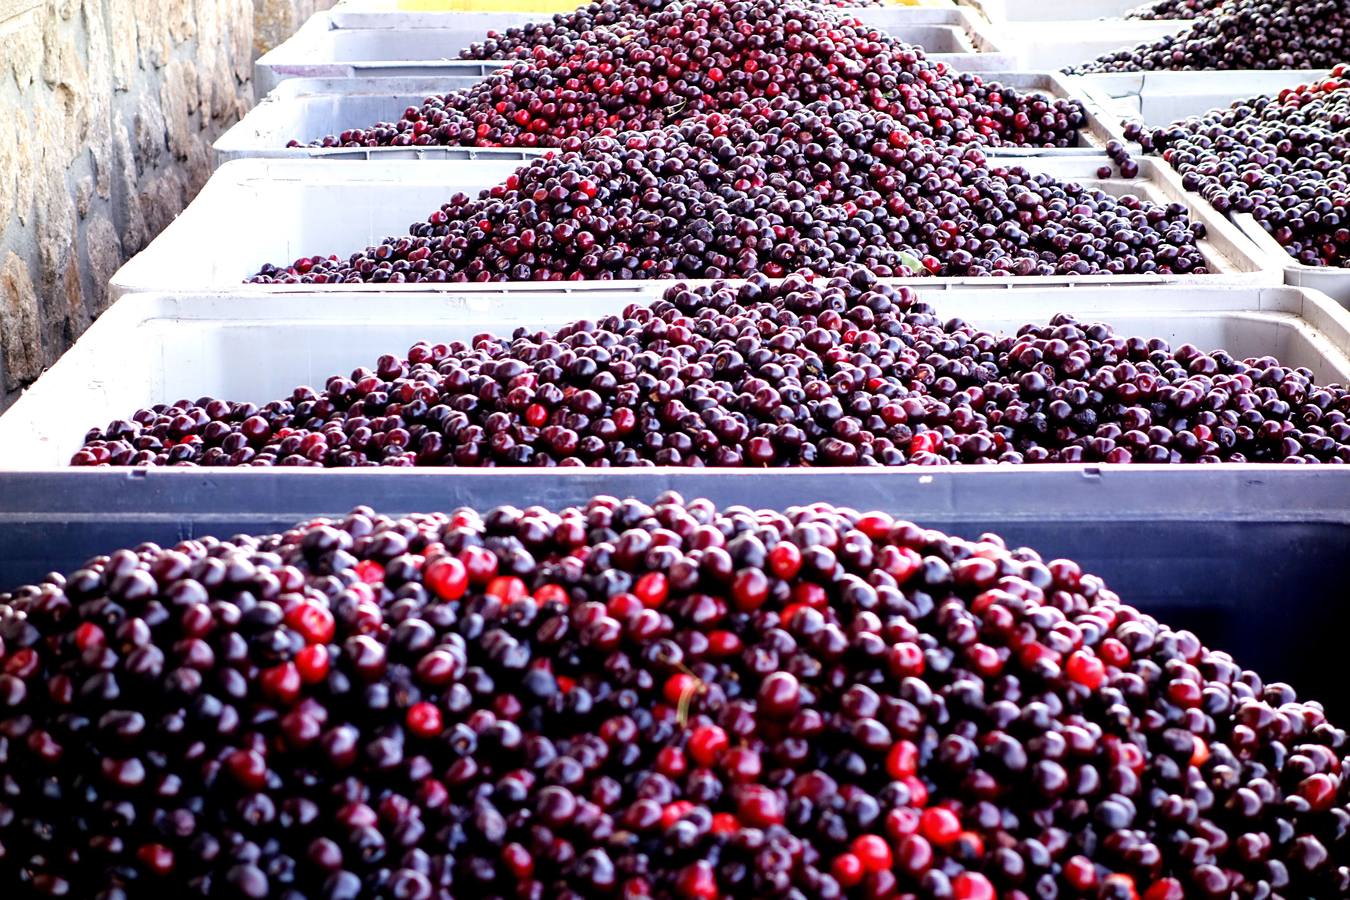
[850,834,893,873]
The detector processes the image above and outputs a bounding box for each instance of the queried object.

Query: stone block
[106,0,139,90]
[75,173,93,217]
[84,213,123,314]
[0,253,43,390]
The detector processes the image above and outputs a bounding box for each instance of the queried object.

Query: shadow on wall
[0,0,337,412]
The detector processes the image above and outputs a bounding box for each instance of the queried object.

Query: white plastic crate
[1233,214,1350,312]
[214,77,546,165]
[3,284,1347,469]
[108,155,1277,298]
[254,8,1012,92]
[1081,70,1333,130]
[960,0,1152,21]
[214,71,1127,164]
[993,19,1194,72]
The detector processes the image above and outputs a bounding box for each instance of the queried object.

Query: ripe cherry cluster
[80,268,1348,469]
[1123,0,1225,20]
[294,0,1087,151]
[260,100,1206,285]
[1129,65,1350,269]
[1068,0,1350,73]
[1,497,1346,898]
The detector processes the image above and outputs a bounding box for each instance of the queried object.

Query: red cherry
[295,645,329,684]
[706,630,742,656]
[136,843,175,876]
[903,776,929,808]
[710,813,739,835]
[736,784,783,827]
[406,702,443,738]
[676,861,718,900]
[524,403,549,427]
[74,622,105,652]
[886,740,919,779]
[849,834,892,873]
[533,583,569,605]
[1298,773,1339,812]
[352,560,384,584]
[767,542,802,578]
[952,871,995,900]
[226,748,267,791]
[896,834,933,874]
[792,581,827,609]
[688,725,729,767]
[831,853,865,888]
[1143,878,1185,900]
[1103,874,1139,900]
[1099,637,1130,667]
[655,746,688,777]
[1190,735,1210,768]
[634,572,669,608]
[663,673,700,707]
[1066,650,1105,689]
[880,545,922,582]
[954,830,984,859]
[1063,855,1098,890]
[260,662,301,705]
[486,576,527,604]
[855,512,893,539]
[885,807,921,840]
[731,569,769,611]
[920,807,961,846]
[661,800,694,829]
[501,843,534,881]
[722,747,762,782]
[458,546,498,584]
[888,642,925,677]
[424,557,468,600]
[286,601,335,645]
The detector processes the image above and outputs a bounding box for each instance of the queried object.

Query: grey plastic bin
[1,467,1347,716]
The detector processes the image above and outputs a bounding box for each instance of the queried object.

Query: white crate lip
[108,155,1277,299]
[991,19,1196,72]
[1233,213,1350,310]
[1079,70,1334,131]
[214,71,1128,164]
[254,7,1013,91]
[3,282,1348,470]
[959,0,1178,22]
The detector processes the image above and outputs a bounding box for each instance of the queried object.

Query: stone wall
[0,0,333,411]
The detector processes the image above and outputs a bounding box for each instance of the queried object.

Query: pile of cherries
[461,0,884,69]
[80,268,1350,469]
[293,0,1088,151]
[1123,0,1225,20]
[1067,0,1349,73]
[259,100,1206,285]
[1128,65,1350,269]
[1,496,1347,898]
[462,0,895,63]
